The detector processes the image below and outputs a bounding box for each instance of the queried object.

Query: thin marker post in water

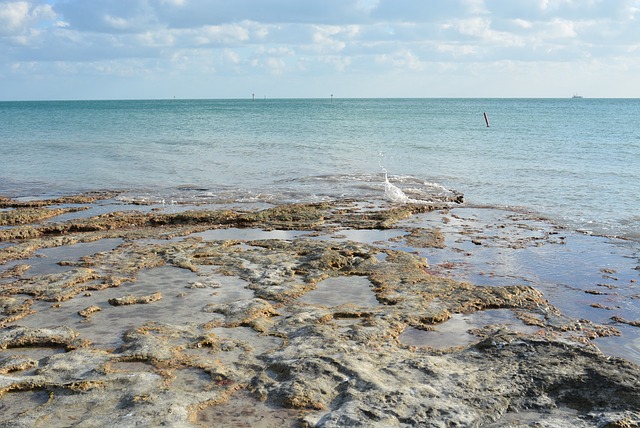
[484,112,490,127]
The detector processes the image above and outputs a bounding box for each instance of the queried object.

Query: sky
[1,0,640,100]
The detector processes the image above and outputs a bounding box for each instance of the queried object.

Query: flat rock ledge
[0,198,638,427]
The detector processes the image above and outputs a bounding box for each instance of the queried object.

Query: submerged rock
[108,292,163,306]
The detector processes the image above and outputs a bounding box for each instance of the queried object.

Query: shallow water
[9,265,255,349]
[394,207,640,364]
[596,325,640,365]
[399,310,540,349]
[1,98,639,239]
[297,276,381,308]
[192,228,311,242]
[195,390,304,428]
[0,239,124,281]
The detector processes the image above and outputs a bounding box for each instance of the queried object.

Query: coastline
[0,193,639,426]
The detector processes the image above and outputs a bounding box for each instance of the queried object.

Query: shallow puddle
[107,360,157,373]
[6,238,124,277]
[7,266,257,349]
[0,347,66,364]
[192,228,310,241]
[43,202,161,223]
[399,309,539,349]
[324,229,407,245]
[595,325,640,366]
[195,390,305,428]
[196,266,256,303]
[396,207,640,364]
[297,276,380,308]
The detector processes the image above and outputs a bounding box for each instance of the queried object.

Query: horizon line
[3,96,639,102]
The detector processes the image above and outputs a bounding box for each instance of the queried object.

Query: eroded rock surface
[0,196,638,427]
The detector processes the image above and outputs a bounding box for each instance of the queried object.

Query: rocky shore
[0,194,638,427]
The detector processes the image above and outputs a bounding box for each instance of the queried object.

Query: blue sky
[1,0,640,100]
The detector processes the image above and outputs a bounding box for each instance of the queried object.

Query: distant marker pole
[252,93,255,101]
[331,94,333,103]
[484,112,490,127]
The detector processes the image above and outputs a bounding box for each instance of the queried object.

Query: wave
[380,165,463,205]
[108,170,464,208]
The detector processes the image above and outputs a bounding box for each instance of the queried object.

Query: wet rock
[257,326,640,427]
[0,355,38,374]
[35,348,111,383]
[78,305,101,318]
[0,326,85,350]
[0,296,34,327]
[203,298,279,331]
[0,207,88,226]
[4,268,102,302]
[611,316,640,328]
[0,192,120,209]
[116,326,186,365]
[391,227,445,248]
[0,264,30,279]
[186,280,220,289]
[0,201,638,427]
[108,292,163,306]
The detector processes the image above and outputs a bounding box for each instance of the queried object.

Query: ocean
[1,98,640,364]
[1,98,639,240]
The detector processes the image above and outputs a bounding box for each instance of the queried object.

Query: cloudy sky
[1,0,640,100]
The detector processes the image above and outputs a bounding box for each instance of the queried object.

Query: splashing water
[381,165,433,204]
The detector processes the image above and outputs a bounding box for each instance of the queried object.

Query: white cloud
[512,19,533,29]
[159,0,186,6]
[193,24,250,46]
[435,43,478,57]
[375,48,425,71]
[2,0,640,99]
[0,1,30,33]
[544,18,577,38]
[136,30,174,48]
[103,14,132,31]
[223,49,241,64]
[0,1,56,35]
[264,57,286,74]
[319,54,352,71]
[311,26,351,53]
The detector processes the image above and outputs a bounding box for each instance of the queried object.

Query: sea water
[0,98,639,239]
[1,98,640,363]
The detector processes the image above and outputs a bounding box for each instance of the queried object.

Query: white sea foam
[381,165,434,205]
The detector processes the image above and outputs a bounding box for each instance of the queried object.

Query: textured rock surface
[0,196,638,427]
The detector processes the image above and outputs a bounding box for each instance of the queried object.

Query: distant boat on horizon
[572,94,583,98]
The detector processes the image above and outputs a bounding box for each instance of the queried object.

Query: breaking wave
[380,165,463,205]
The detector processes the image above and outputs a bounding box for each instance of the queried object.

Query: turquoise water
[1,98,639,238]
[1,98,640,363]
